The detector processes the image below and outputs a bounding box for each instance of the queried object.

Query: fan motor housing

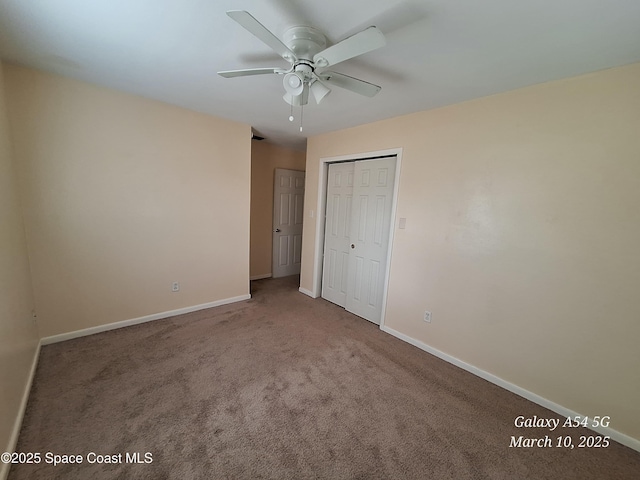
[283,26,327,61]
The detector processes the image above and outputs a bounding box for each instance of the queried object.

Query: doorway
[314,149,401,326]
[272,168,305,278]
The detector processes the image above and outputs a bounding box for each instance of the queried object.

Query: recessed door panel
[331,195,340,236]
[368,260,380,307]
[357,196,368,242]
[278,236,289,266]
[327,249,337,288]
[374,196,385,246]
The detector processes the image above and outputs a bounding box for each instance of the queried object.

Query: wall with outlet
[302,62,640,441]
[4,64,251,338]
[0,61,39,472]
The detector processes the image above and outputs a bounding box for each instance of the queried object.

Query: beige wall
[0,62,39,471]
[250,141,305,278]
[301,63,640,441]
[5,64,251,338]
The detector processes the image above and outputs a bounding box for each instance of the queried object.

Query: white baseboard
[380,325,640,453]
[1,340,41,480]
[250,274,272,280]
[41,294,251,345]
[298,287,317,298]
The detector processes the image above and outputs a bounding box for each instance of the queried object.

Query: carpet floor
[9,276,640,479]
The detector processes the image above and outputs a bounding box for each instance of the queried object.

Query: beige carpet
[10,276,640,479]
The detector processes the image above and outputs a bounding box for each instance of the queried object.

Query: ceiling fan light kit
[283,87,308,107]
[283,72,304,96]
[218,10,386,129]
[310,79,331,104]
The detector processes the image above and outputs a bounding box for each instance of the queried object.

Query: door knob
[351,244,355,249]
[274,228,281,232]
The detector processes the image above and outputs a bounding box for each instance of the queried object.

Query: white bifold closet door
[321,157,396,324]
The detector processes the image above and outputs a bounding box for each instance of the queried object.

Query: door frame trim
[310,147,403,329]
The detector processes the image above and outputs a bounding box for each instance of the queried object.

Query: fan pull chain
[299,104,304,132]
[289,103,294,122]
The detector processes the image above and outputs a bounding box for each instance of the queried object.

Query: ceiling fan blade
[218,68,285,78]
[318,71,381,97]
[227,11,297,63]
[313,26,385,68]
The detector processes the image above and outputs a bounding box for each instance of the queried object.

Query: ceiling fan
[218,11,386,107]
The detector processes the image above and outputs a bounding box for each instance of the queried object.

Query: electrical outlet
[171,282,180,292]
[424,311,432,323]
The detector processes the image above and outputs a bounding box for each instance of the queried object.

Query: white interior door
[321,162,354,306]
[272,168,305,278]
[321,157,396,324]
[345,158,396,323]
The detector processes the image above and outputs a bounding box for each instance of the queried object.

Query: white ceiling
[1,0,639,151]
